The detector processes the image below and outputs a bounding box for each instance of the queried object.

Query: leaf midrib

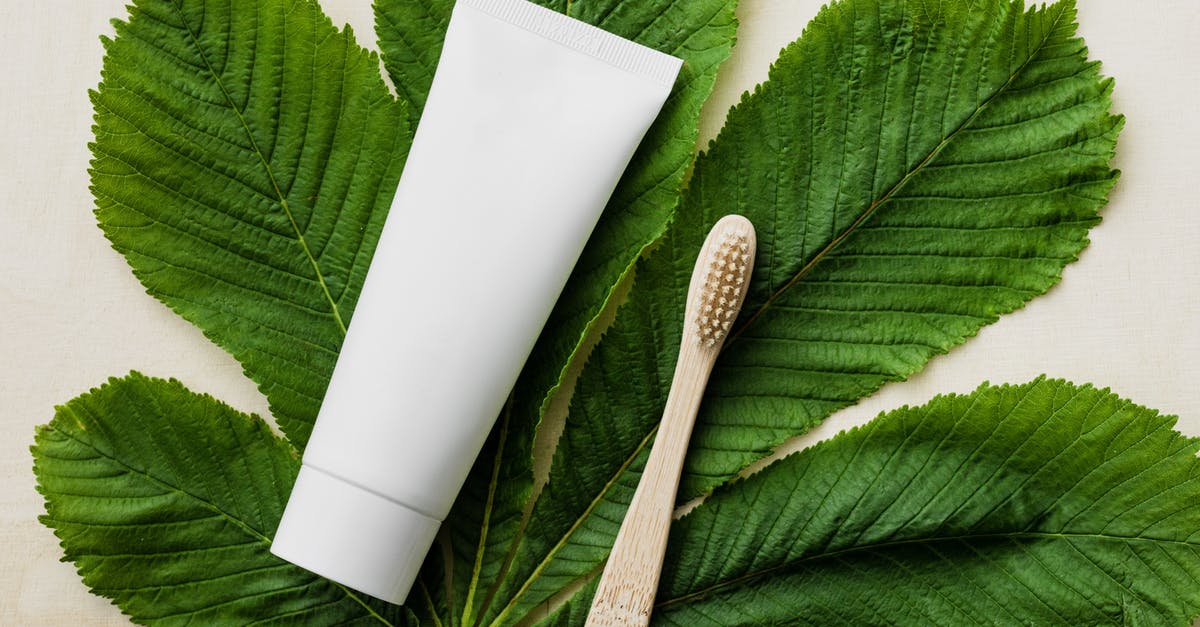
[48,420,394,626]
[490,6,1071,622]
[169,0,348,335]
[486,427,661,626]
[726,5,1069,346]
[462,401,514,627]
[653,529,1200,611]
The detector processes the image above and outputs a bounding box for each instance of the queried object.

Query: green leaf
[372,0,449,130]
[652,378,1200,625]
[32,373,411,625]
[374,0,739,624]
[91,0,409,450]
[51,0,1150,624]
[542,578,599,626]
[488,0,1122,620]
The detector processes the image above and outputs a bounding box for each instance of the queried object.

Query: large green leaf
[91,0,409,450]
[43,0,1150,624]
[373,0,739,624]
[483,0,1122,621]
[652,378,1200,625]
[32,373,412,625]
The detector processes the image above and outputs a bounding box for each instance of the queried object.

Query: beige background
[3,0,1198,624]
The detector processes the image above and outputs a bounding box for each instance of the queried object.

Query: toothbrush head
[690,215,756,349]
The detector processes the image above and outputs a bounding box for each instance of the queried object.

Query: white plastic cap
[271,464,441,605]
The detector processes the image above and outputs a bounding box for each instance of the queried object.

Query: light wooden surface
[2,1,1198,624]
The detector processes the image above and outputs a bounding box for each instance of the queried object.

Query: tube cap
[271,464,441,605]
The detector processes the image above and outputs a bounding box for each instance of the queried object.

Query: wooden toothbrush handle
[586,343,716,626]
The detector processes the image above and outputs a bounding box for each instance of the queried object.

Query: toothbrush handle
[586,342,716,627]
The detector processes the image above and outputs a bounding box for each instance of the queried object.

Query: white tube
[270,0,681,605]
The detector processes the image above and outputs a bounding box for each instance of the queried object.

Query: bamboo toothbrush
[586,215,756,627]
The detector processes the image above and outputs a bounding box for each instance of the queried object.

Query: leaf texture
[91,0,409,450]
[372,0,448,130]
[490,0,1122,620]
[374,0,739,624]
[652,378,1200,625]
[32,373,409,625]
[45,0,1146,624]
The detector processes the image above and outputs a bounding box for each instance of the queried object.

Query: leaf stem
[420,579,446,627]
[462,398,513,627]
[487,425,661,626]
